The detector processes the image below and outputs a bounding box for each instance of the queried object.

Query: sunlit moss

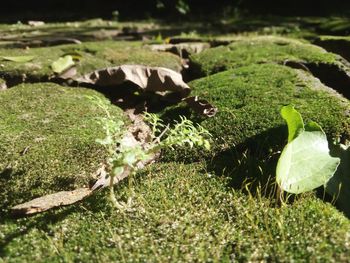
[0,83,126,213]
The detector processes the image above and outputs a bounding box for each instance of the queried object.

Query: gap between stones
[284,60,350,100]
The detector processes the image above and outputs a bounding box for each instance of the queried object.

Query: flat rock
[0,83,126,213]
[190,35,348,76]
[0,40,182,84]
[162,63,350,163]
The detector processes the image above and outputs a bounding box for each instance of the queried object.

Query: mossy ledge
[0,40,182,83]
[190,35,346,77]
[163,63,350,159]
[0,82,126,213]
[1,162,349,261]
[159,63,350,191]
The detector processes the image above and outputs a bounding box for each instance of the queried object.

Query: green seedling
[90,96,211,209]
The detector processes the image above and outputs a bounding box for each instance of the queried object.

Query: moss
[0,162,349,262]
[160,64,350,188]
[0,19,159,45]
[0,83,126,213]
[190,36,342,76]
[0,40,182,81]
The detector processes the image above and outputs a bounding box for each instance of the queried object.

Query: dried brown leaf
[149,42,210,58]
[11,188,92,216]
[75,65,191,98]
[184,96,218,117]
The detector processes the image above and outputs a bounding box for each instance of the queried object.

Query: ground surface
[1,17,350,262]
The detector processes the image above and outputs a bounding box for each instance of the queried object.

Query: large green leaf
[276,130,340,194]
[51,55,75,74]
[280,105,304,142]
[1,55,35,63]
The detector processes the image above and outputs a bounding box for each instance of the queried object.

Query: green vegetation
[93,94,211,208]
[1,17,350,262]
[0,19,159,44]
[1,162,349,262]
[190,36,342,76]
[0,83,126,213]
[276,105,340,194]
[161,64,350,163]
[0,40,182,81]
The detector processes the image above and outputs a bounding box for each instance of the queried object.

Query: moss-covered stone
[160,64,350,185]
[1,162,349,261]
[0,19,159,45]
[0,83,126,213]
[190,36,344,76]
[0,40,182,82]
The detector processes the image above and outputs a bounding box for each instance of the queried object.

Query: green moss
[191,36,341,76]
[0,162,349,262]
[0,19,159,44]
[0,83,126,213]
[160,64,350,185]
[0,40,182,81]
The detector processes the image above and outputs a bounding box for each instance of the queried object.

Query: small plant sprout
[143,112,211,152]
[90,96,211,209]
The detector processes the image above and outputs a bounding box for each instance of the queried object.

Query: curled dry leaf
[91,109,157,191]
[58,66,77,79]
[11,188,92,216]
[0,81,7,91]
[184,96,218,117]
[149,42,210,58]
[75,65,217,117]
[1,56,35,63]
[76,65,191,98]
[27,20,45,26]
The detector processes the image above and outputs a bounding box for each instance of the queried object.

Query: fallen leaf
[91,109,156,191]
[46,38,82,46]
[51,55,75,74]
[75,65,217,117]
[1,56,35,63]
[149,42,210,58]
[11,188,92,216]
[28,20,45,26]
[184,96,217,117]
[76,65,191,98]
[59,66,77,79]
[0,82,6,91]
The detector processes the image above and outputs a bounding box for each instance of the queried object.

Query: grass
[1,162,349,262]
[0,40,182,81]
[190,35,343,76]
[0,83,126,214]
